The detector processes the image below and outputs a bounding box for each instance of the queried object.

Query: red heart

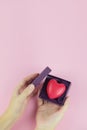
[47,79,66,99]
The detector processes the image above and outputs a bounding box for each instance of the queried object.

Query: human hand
[7,73,39,120]
[35,87,69,130]
[0,73,38,130]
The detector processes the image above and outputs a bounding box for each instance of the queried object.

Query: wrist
[0,108,17,130]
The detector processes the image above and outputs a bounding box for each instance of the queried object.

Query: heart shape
[47,79,66,99]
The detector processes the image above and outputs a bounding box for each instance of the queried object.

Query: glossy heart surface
[47,79,66,99]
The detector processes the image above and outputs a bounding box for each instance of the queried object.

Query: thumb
[19,84,35,101]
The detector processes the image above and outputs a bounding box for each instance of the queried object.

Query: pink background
[0,0,87,130]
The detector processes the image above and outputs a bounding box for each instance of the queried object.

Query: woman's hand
[0,73,38,130]
[7,73,39,118]
[35,88,69,130]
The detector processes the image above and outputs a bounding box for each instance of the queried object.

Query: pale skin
[0,73,69,130]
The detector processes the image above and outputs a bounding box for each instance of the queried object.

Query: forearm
[35,126,54,130]
[35,128,54,130]
[35,128,51,130]
[0,109,17,130]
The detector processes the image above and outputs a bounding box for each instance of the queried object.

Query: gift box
[39,75,71,105]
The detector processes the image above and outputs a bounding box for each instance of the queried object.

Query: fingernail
[28,84,35,91]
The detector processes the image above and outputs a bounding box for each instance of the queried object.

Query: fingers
[22,73,39,86]
[58,98,69,115]
[36,82,45,106]
[30,88,38,97]
[51,98,69,121]
[38,98,44,106]
[15,73,39,95]
[56,98,69,121]
[37,82,43,96]
[28,80,43,98]
[18,84,35,102]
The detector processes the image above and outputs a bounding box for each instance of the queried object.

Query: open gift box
[39,75,71,105]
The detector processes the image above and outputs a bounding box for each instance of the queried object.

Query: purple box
[39,75,71,105]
